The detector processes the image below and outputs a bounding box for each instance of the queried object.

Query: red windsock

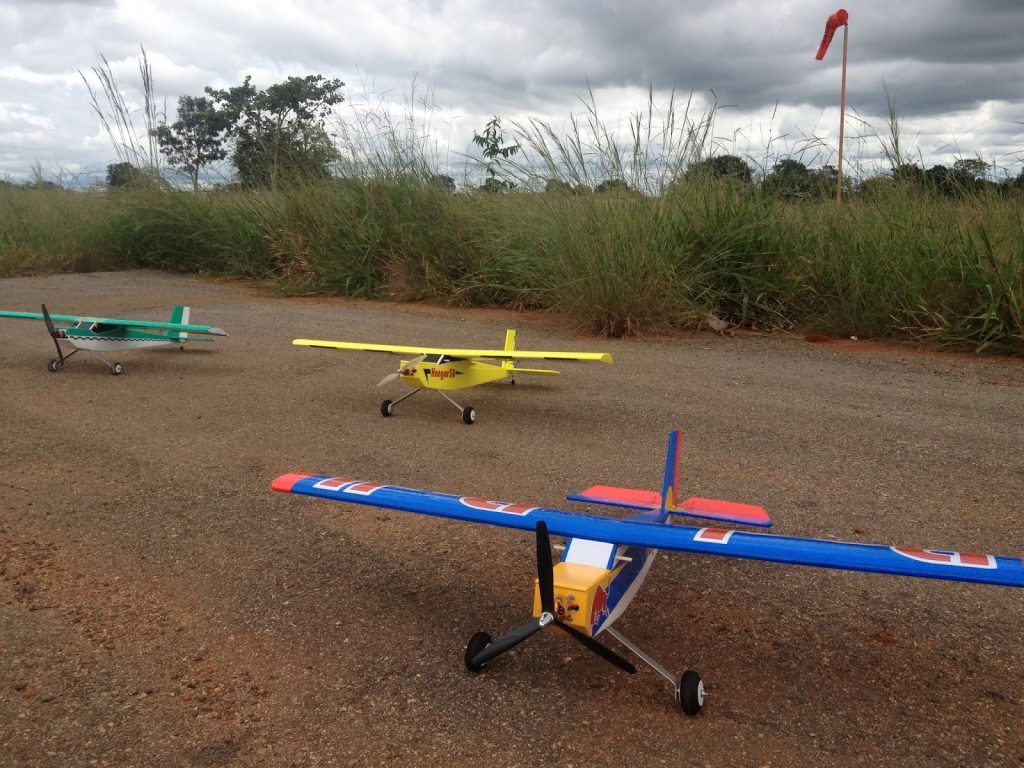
[815,8,849,60]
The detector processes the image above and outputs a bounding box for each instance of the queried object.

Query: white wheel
[47,358,60,373]
[111,362,124,376]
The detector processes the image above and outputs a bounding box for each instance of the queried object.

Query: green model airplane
[0,304,228,375]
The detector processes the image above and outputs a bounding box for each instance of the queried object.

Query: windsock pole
[836,22,848,203]
[815,9,850,203]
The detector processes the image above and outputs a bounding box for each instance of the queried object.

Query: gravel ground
[1,271,1023,768]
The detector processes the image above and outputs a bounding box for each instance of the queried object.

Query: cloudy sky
[1,0,1022,186]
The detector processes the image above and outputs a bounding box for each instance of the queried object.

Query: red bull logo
[590,585,610,631]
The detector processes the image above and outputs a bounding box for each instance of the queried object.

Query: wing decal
[694,528,736,544]
[273,474,1024,589]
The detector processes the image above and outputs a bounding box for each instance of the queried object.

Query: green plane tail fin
[169,305,190,342]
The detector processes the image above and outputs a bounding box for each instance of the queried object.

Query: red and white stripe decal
[892,547,996,569]
[694,528,735,544]
[344,482,389,496]
[313,477,356,491]
[459,497,537,516]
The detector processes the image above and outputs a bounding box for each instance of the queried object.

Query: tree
[893,163,927,187]
[544,178,572,194]
[595,178,631,194]
[153,96,230,191]
[761,159,810,200]
[472,116,520,192]
[685,155,752,183]
[206,74,345,190]
[952,158,989,181]
[429,174,456,193]
[106,162,140,187]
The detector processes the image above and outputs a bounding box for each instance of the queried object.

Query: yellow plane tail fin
[502,330,516,370]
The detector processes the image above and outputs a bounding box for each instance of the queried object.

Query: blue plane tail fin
[659,429,684,521]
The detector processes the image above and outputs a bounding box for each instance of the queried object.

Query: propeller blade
[536,521,555,615]
[377,354,428,387]
[555,620,636,674]
[470,617,546,667]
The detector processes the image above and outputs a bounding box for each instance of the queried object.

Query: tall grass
[3,178,1020,351]
[0,187,124,276]
[3,70,1022,352]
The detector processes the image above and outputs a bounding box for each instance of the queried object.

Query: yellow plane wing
[292,338,612,363]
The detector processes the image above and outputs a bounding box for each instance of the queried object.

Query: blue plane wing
[273,473,1024,589]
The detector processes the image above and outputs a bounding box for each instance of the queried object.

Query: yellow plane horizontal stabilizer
[507,366,560,376]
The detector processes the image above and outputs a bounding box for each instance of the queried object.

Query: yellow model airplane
[293,330,612,424]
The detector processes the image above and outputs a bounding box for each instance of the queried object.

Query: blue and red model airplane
[273,430,1024,715]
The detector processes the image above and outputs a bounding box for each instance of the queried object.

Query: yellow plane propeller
[377,354,428,388]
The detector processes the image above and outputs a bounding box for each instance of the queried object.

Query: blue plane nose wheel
[464,631,492,673]
[678,670,704,715]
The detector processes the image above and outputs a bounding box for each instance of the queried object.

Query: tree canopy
[205,74,345,190]
[153,96,230,190]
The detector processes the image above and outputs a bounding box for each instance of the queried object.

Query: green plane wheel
[462,406,476,425]
[678,670,704,716]
[380,399,394,417]
[111,362,124,376]
[47,358,60,373]
[464,631,492,673]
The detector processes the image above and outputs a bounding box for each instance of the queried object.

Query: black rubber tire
[380,399,394,417]
[678,670,704,715]
[111,362,124,376]
[464,631,492,673]
[47,359,60,373]
[462,406,476,425]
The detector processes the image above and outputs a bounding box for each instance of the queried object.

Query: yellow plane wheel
[464,631,492,672]
[462,406,476,425]
[381,399,395,417]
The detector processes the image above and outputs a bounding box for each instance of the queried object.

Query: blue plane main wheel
[381,399,394,417]
[462,406,476,425]
[47,358,60,373]
[464,631,492,672]
[678,670,704,715]
[111,362,124,376]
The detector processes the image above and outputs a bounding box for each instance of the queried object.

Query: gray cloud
[1,0,1021,183]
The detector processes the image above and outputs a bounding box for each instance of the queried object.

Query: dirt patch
[2,271,1023,767]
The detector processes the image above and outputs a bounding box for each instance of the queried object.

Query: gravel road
[2,271,1023,767]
